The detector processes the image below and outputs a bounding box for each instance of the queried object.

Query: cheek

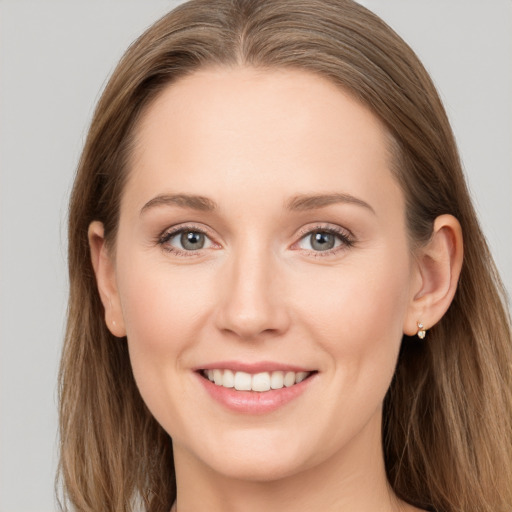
[291,249,412,452]
[115,254,215,398]
[115,258,219,432]
[295,247,411,372]
[118,258,211,348]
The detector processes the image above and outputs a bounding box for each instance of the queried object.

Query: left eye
[162,229,213,251]
[297,230,346,252]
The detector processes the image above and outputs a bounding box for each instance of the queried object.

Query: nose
[214,244,291,340]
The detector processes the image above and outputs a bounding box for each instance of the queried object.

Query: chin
[193,429,317,482]
[209,454,308,483]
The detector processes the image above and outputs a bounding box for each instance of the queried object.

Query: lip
[195,360,313,373]
[194,363,317,415]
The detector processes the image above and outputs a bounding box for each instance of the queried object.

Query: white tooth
[295,371,309,384]
[234,371,252,391]
[213,369,223,386]
[284,371,296,387]
[207,369,214,382]
[270,371,284,389]
[222,369,235,388]
[252,372,271,392]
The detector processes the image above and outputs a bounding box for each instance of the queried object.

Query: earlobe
[404,214,463,336]
[88,221,127,337]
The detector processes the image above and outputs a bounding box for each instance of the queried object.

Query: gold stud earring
[417,322,426,339]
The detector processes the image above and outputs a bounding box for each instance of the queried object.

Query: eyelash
[295,224,355,257]
[157,224,213,257]
[157,223,355,258]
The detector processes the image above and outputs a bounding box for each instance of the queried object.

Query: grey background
[0,1,510,511]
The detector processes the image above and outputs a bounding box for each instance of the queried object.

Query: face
[103,67,419,481]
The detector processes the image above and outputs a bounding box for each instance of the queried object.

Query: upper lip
[195,360,314,373]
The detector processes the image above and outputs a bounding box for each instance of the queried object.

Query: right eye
[298,230,342,251]
[159,227,215,254]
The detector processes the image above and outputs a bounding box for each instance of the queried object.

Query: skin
[89,67,463,512]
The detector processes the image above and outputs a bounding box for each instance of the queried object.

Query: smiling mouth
[200,369,315,392]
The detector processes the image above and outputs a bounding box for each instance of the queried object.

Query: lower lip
[196,372,316,414]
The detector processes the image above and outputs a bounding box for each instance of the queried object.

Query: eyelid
[157,223,220,255]
[158,223,212,241]
[292,223,355,256]
[294,223,354,241]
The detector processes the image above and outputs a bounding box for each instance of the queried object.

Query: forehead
[125,66,402,217]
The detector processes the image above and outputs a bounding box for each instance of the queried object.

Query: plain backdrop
[0,1,510,511]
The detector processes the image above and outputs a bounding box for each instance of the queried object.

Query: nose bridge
[216,235,289,339]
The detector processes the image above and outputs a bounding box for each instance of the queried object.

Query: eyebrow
[140,192,375,216]
[140,194,218,215]
[285,193,375,214]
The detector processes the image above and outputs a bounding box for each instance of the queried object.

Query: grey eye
[296,229,348,252]
[180,231,206,250]
[309,231,336,251]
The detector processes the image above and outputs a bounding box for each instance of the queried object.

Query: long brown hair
[58,1,512,511]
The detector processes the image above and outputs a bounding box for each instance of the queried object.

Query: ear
[88,221,126,337]
[404,214,463,336]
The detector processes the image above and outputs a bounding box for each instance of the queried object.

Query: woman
[58,1,512,511]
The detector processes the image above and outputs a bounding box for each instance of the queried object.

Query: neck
[171,413,412,512]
